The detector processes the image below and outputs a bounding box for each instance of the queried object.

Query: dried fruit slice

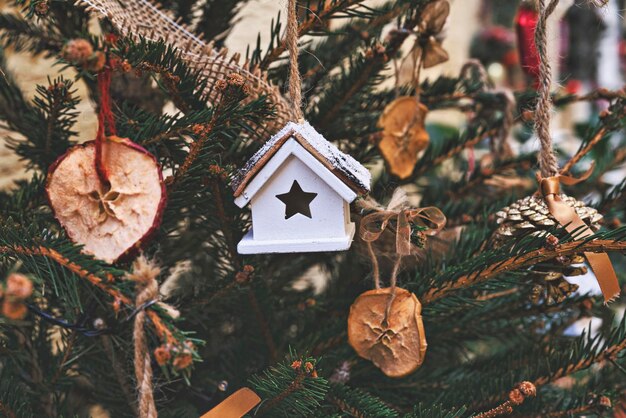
[378,97,430,179]
[47,137,166,263]
[348,287,426,378]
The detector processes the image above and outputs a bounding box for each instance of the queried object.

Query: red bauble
[515,2,540,82]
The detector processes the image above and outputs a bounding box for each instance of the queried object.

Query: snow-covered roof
[231,121,371,199]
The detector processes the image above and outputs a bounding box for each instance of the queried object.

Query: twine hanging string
[287,0,304,122]
[127,256,161,418]
[360,189,445,320]
[360,189,446,288]
[531,0,620,303]
[95,64,117,187]
[533,0,560,178]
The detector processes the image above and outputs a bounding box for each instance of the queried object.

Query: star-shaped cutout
[276,180,317,219]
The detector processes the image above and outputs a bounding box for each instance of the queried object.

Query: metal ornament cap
[348,287,426,378]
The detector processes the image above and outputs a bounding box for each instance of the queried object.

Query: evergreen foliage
[0,0,624,416]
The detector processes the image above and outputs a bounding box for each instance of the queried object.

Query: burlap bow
[537,166,620,303]
[360,189,446,256]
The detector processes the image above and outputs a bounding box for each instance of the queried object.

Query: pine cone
[492,194,601,304]
[493,194,602,243]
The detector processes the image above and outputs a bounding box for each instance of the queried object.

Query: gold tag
[200,388,261,418]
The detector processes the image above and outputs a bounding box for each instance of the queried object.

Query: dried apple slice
[46,137,166,263]
[348,287,426,378]
[378,97,430,179]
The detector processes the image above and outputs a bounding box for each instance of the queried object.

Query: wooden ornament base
[237,223,355,254]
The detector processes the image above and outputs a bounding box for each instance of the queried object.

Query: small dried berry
[597,395,612,409]
[87,51,106,72]
[508,388,524,405]
[5,273,33,300]
[62,39,94,64]
[305,362,314,373]
[2,301,27,320]
[517,381,536,397]
[154,345,171,366]
[545,235,559,251]
[34,1,49,16]
[173,352,193,370]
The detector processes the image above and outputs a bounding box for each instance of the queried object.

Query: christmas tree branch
[300,4,410,84]
[553,88,626,107]
[101,335,138,415]
[413,128,498,178]
[314,5,424,128]
[259,0,364,69]
[468,319,626,413]
[533,339,626,387]
[256,368,306,416]
[167,116,219,188]
[422,239,626,304]
[560,103,626,175]
[249,355,327,416]
[449,155,535,197]
[533,400,607,418]
[0,244,175,343]
[474,382,536,418]
[208,176,279,362]
[0,401,15,418]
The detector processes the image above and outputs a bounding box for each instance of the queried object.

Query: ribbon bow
[415,0,450,69]
[360,189,446,256]
[537,165,620,303]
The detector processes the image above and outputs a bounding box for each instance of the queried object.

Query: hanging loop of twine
[128,256,161,418]
[287,0,304,122]
[359,189,446,289]
[534,0,560,178]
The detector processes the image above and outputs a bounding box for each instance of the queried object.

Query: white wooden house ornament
[232,121,371,254]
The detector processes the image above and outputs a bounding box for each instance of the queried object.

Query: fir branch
[465,316,626,413]
[101,335,137,415]
[422,239,626,304]
[0,402,16,418]
[0,12,62,55]
[0,244,175,344]
[536,403,603,418]
[259,0,364,69]
[312,1,427,128]
[560,102,626,174]
[250,354,328,417]
[256,369,307,416]
[247,288,279,363]
[447,155,535,198]
[327,383,399,417]
[474,382,536,418]
[533,338,626,387]
[167,116,219,188]
[552,88,626,107]
[414,128,498,178]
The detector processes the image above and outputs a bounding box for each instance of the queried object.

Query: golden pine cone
[493,194,602,243]
[492,194,601,305]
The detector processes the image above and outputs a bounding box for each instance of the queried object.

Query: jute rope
[128,256,161,418]
[534,0,560,178]
[287,0,304,122]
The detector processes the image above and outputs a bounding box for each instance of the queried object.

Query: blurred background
[1,0,625,189]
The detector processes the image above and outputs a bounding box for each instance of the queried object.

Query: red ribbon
[95,65,116,186]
